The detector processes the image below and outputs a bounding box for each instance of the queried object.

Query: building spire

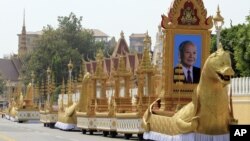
[22,9,26,34]
[18,9,27,58]
[23,9,25,27]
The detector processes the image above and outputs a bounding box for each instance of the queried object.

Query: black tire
[103,131,109,137]
[18,121,23,123]
[89,130,93,135]
[138,133,144,141]
[124,134,132,140]
[43,123,46,127]
[110,131,117,138]
[49,123,55,128]
[82,129,86,134]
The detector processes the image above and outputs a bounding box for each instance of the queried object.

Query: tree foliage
[0,73,6,95]
[234,15,250,76]
[210,14,250,77]
[22,12,105,86]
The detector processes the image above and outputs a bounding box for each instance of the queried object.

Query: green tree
[22,12,105,86]
[0,73,6,95]
[210,34,217,53]
[219,24,244,76]
[210,14,250,76]
[234,15,250,76]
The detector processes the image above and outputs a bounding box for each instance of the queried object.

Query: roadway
[0,118,138,141]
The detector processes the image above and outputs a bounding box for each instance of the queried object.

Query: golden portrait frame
[162,29,211,97]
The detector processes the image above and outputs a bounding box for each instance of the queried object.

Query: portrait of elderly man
[174,40,201,83]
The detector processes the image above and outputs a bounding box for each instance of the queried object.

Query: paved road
[0,118,138,141]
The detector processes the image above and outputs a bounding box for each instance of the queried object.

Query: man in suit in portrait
[174,40,201,83]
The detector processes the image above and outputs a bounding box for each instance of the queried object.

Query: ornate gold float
[143,0,237,140]
[55,60,79,130]
[8,73,39,123]
[40,67,58,128]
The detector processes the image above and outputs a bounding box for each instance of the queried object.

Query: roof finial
[23,9,26,27]
[120,31,124,39]
[21,9,26,35]
[217,5,220,13]
[213,5,224,22]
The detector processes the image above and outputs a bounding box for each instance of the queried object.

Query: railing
[230,77,250,95]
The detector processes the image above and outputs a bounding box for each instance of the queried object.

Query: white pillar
[234,78,238,94]
[244,77,247,94]
[237,78,240,95]
[242,77,245,94]
[247,77,250,94]
[239,78,243,95]
[231,78,235,95]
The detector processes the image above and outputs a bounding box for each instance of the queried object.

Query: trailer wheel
[82,129,86,134]
[103,131,109,137]
[89,130,93,135]
[49,123,55,128]
[110,131,117,138]
[138,133,144,141]
[124,133,132,139]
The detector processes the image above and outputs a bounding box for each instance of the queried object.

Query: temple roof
[0,58,22,81]
[112,31,130,57]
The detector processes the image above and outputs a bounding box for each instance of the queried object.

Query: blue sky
[0,0,249,58]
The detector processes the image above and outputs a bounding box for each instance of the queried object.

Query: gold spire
[143,31,151,48]
[95,49,104,76]
[67,59,73,94]
[117,56,127,72]
[213,5,224,22]
[67,78,73,106]
[67,59,73,71]
[51,74,55,94]
[78,57,85,82]
[35,84,39,107]
[66,59,74,107]
[46,67,51,95]
[67,78,72,94]
[46,67,51,76]
[139,32,152,70]
[78,66,83,83]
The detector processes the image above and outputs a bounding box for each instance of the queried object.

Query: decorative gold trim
[162,0,213,29]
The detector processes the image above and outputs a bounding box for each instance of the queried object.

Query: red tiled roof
[85,53,142,76]
[92,61,97,73]
[112,37,129,57]
[104,58,111,75]
[86,63,92,73]
[112,57,119,70]
[128,55,135,72]
[137,53,143,61]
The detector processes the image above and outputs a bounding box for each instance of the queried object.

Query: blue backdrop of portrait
[173,34,202,68]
